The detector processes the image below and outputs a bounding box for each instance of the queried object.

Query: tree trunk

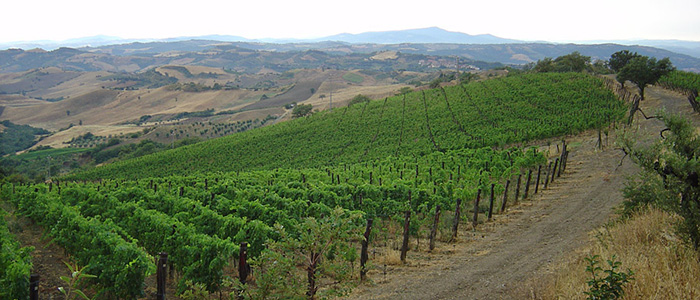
[307,252,320,299]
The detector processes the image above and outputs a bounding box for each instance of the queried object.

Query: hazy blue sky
[2,0,698,43]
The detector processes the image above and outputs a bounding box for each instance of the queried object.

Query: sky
[1,0,699,44]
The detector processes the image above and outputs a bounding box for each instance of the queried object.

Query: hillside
[0,66,409,151]
[2,71,631,298]
[5,37,700,75]
[71,72,626,180]
[0,45,501,74]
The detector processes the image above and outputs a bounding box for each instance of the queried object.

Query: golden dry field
[0,67,419,150]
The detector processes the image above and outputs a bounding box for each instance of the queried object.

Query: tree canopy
[617,55,674,99]
[534,52,591,73]
[291,103,313,118]
[608,50,640,73]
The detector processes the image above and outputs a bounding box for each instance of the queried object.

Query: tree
[553,51,591,72]
[608,50,640,72]
[459,72,478,84]
[396,87,413,95]
[534,57,555,73]
[428,78,443,89]
[618,56,674,99]
[347,94,371,107]
[292,104,313,118]
[609,50,640,88]
[620,114,700,250]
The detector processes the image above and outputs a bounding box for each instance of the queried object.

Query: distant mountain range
[3,27,699,57]
[306,27,522,44]
[1,27,699,72]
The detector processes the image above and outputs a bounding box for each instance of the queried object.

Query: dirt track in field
[344,86,699,300]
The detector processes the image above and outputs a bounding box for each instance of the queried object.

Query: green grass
[16,147,90,160]
[342,72,364,84]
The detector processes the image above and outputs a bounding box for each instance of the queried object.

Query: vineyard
[0,72,628,298]
[70,72,625,180]
[658,70,700,113]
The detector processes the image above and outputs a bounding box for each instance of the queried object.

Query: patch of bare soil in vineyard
[344,86,697,300]
[2,203,70,300]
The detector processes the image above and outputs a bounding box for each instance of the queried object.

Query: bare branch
[637,108,660,120]
[660,128,671,139]
[615,148,628,171]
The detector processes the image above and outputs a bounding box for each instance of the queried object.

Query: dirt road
[345,86,697,300]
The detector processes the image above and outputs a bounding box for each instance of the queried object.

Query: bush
[347,94,371,107]
[584,255,634,300]
[292,104,313,118]
[620,113,700,249]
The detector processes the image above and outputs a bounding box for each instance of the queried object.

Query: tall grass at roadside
[519,207,700,299]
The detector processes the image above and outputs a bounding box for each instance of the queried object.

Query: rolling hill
[70,72,626,180]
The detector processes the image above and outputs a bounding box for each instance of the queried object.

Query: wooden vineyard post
[157,252,167,300]
[561,141,568,173]
[472,189,481,229]
[451,198,462,242]
[487,184,495,221]
[558,152,565,177]
[500,180,510,213]
[535,165,542,194]
[400,210,411,263]
[551,158,559,183]
[429,205,441,251]
[360,219,373,281]
[239,243,250,285]
[514,174,522,203]
[369,172,373,185]
[179,187,184,197]
[544,161,552,189]
[30,274,39,300]
[523,169,532,200]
